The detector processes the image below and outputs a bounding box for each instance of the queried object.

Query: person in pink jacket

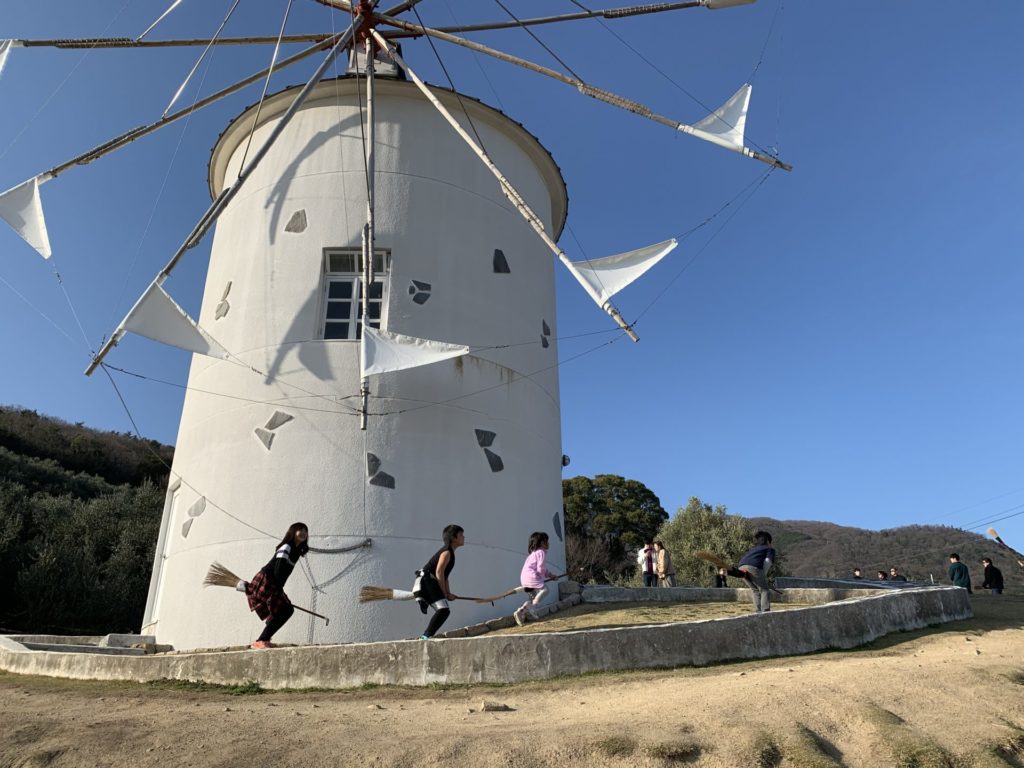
[513,531,559,626]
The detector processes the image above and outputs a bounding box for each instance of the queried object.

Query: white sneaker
[513,608,526,627]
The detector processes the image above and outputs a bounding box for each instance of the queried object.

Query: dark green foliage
[0,406,171,634]
[657,497,786,587]
[0,406,173,487]
[563,475,668,581]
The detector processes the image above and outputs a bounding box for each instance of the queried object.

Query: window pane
[372,253,387,273]
[324,322,349,339]
[368,303,381,320]
[329,253,356,273]
[368,318,382,329]
[326,301,350,320]
[328,281,353,299]
[368,281,383,299]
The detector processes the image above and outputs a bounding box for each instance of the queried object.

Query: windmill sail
[688,84,751,151]
[120,282,230,360]
[570,239,678,306]
[360,326,469,378]
[0,40,19,79]
[0,175,52,259]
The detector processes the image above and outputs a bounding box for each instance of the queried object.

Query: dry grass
[493,600,809,635]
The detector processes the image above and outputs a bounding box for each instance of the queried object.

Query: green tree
[563,475,668,581]
[658,497,785,587]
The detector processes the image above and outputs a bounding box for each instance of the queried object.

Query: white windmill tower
[0,0,789,649]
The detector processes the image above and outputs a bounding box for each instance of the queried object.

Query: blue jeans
[643,572,657,588]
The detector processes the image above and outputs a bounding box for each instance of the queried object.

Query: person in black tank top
[414,524,464,639]
[244,522,309,649]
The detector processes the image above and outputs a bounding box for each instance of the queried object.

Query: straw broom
[987,528,1024,568]
[694,551,783,595]
[204,562,331,625]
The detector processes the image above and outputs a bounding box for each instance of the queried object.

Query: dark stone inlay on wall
[552,510,563,542]
[541,336,549,349]
[542,320,550,336]
[474,429,496,448]
[493,249,510,274]
[285,209,308,233]
[483,449,504,473]
[408,280,432,305]
[366,453,382,477]
[369,472,396,489]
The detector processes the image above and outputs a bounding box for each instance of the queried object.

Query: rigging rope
[0,0,134,163]
[492,0,584,81]
[163,0,244,118]
[237,0,296,175]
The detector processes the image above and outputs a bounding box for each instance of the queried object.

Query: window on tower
[321,248,390,340]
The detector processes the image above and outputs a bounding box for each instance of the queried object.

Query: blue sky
[2,1,1023,560]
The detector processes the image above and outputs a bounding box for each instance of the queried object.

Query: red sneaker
[250,640,273,650]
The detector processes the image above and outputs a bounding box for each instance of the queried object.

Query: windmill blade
[118,281,231,361]
[37,33,342,183]
[16,34,333,50]
[571,239,678,305]
[370,11,791,171]
[85,3,373,376]
[0,175,53,259]
[371,29,642,341]
[0,39,21,78]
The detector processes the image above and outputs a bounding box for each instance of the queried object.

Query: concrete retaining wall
[0,586,971,689]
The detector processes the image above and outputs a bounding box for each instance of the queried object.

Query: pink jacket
[520,548,554,588]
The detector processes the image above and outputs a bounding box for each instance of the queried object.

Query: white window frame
[320,247,390,341]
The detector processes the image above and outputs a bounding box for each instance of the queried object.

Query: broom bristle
[694,550,730,569]
[204,561,242,588]
[359,586,395,603]
[987,528,1000,539]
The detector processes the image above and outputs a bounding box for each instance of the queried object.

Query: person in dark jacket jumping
[245,522,309,649]
[981,558,1004,595]
[738,531,776,613]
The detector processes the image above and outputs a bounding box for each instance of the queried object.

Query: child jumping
[513,531,558,626]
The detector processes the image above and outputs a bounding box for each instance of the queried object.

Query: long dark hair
[279,522,309,556]
[753,531,772,546]
[527,531,549,553]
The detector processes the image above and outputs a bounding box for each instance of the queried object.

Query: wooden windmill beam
[372,11,791,172]
[369,29,641,342]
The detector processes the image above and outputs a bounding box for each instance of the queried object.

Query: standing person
[852,568,863,580]
[637,541,658,588]
[981,558,1004,595]
[876,570,888,581]
[738,531,776,613]
[513,531,559,626]
[654,541,676,587]
[245,522,310,649]
[948,553,972,593]
[414,524,465,639]
[889,567,907,582]
[714,567,728,588]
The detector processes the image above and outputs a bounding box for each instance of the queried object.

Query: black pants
[258,603,294,642]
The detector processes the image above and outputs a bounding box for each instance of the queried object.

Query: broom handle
[292,603,330,625]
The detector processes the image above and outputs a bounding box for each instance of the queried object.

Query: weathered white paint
[142,78,568,650]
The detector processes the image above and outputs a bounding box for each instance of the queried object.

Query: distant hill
[0,406,174,489]
[748,516,1023,588]
[0,405,173,634]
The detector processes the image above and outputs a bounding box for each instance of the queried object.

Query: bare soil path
[2,595,1023,768]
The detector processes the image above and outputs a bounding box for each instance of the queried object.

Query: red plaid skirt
[245,571,291,621]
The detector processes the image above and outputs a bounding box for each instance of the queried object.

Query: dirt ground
[2,595,1023,768]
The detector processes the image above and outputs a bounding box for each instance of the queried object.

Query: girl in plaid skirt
[245,522,309,649]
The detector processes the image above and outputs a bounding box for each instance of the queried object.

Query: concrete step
[20,642,149,655]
